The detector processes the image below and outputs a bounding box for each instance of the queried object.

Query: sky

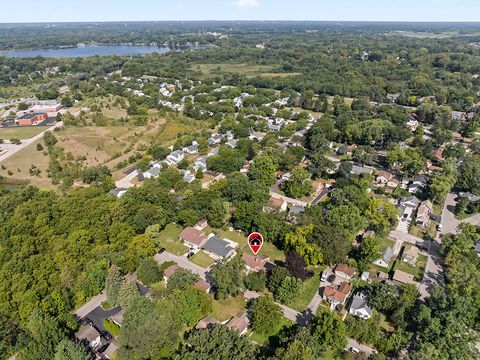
[1,0,480,23]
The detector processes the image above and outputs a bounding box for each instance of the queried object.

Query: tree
[275,276,301,304]
[251,295,282,335]
[363,198,398,236]
[325,204,367,239]
[162,287,213,327]
[267,267,290,295]
[457,156,480,195]
[352,145,377,166]
[210,256,245,299]
[167,268,197,290]
[124,234,157,272]
[285,251,309,280]
[308,154,335,179]
[118,281,141,309]
[137,257,162,285]
[271,340,314,360]
[176,325,254,360]
[243,271,266,292]
[105,265,124,307]
[357,236,381,272]
[281,166,312,198]
[248,154,277,187]
[119,297,181,359]
[54,339,91,360]
[310,309,348,355]
[284,225,323,265]
[19,310,65,360]
[310,224,350,265]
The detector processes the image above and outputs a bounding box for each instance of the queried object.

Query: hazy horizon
[2,0,480,23]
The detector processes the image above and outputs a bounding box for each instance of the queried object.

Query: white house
[349,292,373,320]
[183,141,199,155]
[373,247,393,268]
[165,150,185,166]
[194,156,208,172]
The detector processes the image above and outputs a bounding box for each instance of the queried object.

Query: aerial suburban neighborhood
[1,7,480,360]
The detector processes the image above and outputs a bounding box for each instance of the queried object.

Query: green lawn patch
[394,254,427,282]
[0,126,50,139]
[103,319,120,337]
[189,250,215,268]
[158,223,188,256]
[204,226,246,245]
[289,268,322,312]
[211,295,247,322]
[249,316,294,345]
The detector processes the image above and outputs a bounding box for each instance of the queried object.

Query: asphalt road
[74,292,107,319]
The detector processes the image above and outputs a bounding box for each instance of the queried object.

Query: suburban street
[74,292,107,319]
[0,121,63,163]
[154,251,209,278]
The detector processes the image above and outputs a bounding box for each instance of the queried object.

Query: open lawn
[192,63,300,79]
[158,223,188,256]
[210,295,247,322]
[249,316,294,345]
[239,240,285,263]
[368,237,396,274]
[394,254,428,282]
[0,138,54,189]
[204,226,246,246]
[289,268,322,311]
[0,126,50,139]
[189,250,215,268]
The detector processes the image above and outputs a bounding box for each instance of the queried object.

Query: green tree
[210,256,245,299]
[251,295,282,335]
[281,167,312,198]
[275,276,301,304]
[176,325,254,360]
[248,154,277,187]
[244,271,266,292]
[105,265,124,307]
[124,234,157,273]
[137,257,162,286]
[117,281,141,309]
[54,339,91,360]
[271,340,314,360]
[167,268,197,290]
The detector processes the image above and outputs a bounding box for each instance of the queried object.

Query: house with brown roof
[226,316,248,335]
[263,197,288,213]
[163,264,179,283]
[242,253,271,272]
[195,316,218,329]
[75,324,102,350]
[376,171,394,185]
[193,278,211,293]
[179,227,208,249]
[322,282,351,310]
[402,245,420,266]
[393,270,416,285]
[334,263,356,280]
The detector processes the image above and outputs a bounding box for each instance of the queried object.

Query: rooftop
[202,236,235,258]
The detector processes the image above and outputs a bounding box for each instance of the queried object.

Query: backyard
[249,316,294,345]
[394,254,428,282]
[158,223,189,256]
[210,295,247,322]
[189,250,215,268]
[289,267,322,311]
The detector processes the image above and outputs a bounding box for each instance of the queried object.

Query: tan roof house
[402,245,420,266]
[416,200,433,228]
[226,317,248,335]
[334,263,356,280]
[180,227,208,248]
[242,253,271,272]
[393,270,416,285]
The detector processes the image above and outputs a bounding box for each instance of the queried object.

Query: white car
[437,224,443,232]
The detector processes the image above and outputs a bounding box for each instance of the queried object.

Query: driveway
[154,251,209,278]
[115,170,139,189]
[347,338,375,356]
[84,305,122,332]
[0,121,63,163]
[419,240,445,299]
[74,292,107,319]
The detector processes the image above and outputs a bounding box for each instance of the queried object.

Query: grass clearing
[158,223,188,256]
[394,254,427,282]
[189,250,215,268]
[0,126,50,139]
[211,295,247,322]
[289,267,322,312]
[192,63,299,79]
[249,316,294,345]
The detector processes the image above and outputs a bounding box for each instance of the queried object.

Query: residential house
[108,187,128,198]
[181,170,196,183]
[458,192,480,203]
[349,292,373,320]
[163,264,179,283]
[408,175,428,194]
[323,282,351,310]
[416,200,433,228]
[351,164,374,176]
[194,156,208,172]
[475,241,480,256]
[195,316,218,329]
[226,317,248,335]
[373,247,393,268]
[207,147,219,157]
[75,325,102,350]
[376,171,394,185]
[393,270,416,285]
[386,93,399,103]
[360,271,370,282]
[242,253,271,272]
[183,141,199,155]
[226,139,238,148]
[208,134,222,146]
[143,166,161,179]
[400,195,421,209]
[402,245,420,266]
[432,148,444,161]
[202,235,236,260]
[111,310,124,327]
[288,205,305,223]
[102,342,119,360]
[249,132,266,142]
[179,227,208,249]
[263,197,288,213]
[334,263,356,280]
[165,150,185,166]
[193,278,211,293]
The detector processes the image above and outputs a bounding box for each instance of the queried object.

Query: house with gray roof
[143,166,161,179]
[226,139,238,148]
[400,195,421,209]
[349,292,373,320]
[108,187,128,198]
[373,247,393,268]
[194,156,208,172]
[202,235,236,260]
[208,134,223,146]
[351,164,374,176]
[165,150,185,166]
[183,141,199,155]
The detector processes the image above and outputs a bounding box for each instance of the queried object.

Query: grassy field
[158,223,188,256]
[239,240,285,263]
[0,126,50,139]
[289,268,322,311]
[189,250,215,268]
[249,316,294,345]
[211,295,247,322]
[204,227,246,245]
[0,138,54,189]
[394,254,428,282]
[192,63,300,79]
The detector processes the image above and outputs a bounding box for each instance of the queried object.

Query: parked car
[81,317,94,326]
[321,271,329,282]
[437,224,443,232]
[349,347,360,354]
[101,330,112,341]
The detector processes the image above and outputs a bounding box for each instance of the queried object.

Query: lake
[0,45,173,58]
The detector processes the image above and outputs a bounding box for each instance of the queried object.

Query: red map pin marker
[247,232,264,255]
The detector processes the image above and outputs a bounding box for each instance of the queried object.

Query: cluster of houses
[179,226,238,261]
